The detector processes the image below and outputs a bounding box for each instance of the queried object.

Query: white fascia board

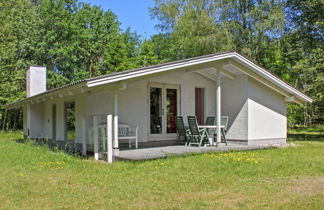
[232,53,312,103]
[6,83,87,109]
[86,53,236,87]
[86,51,312,103]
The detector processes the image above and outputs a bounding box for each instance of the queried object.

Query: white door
[149,83,180,140]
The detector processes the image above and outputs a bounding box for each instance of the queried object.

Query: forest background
[0,0,322,130]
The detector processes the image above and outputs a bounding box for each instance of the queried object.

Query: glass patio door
[149,83,179,140]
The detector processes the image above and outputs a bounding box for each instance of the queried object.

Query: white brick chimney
[26,66,47,97]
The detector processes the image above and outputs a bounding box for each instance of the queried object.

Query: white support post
[107,114,113,163]
[101,126,106,152]
[113,92,119,155]
[216,70,221,144]
[93,116,99,160]
[135,126,139,149]
[26,103,31,138]
[82,117,87,156]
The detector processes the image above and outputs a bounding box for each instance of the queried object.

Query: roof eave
[87,52,312,104]
[5,81,87,109]
[232,52,312,103]
[5,51,312,109]
[86,52,237,87]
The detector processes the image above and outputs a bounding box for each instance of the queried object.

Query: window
[149,84,179,136]
[166,88,177,133]
[65,102,75,140]
[150,87,162,134]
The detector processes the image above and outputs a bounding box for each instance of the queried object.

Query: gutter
[5,81,87,109]
[5,51,312,109]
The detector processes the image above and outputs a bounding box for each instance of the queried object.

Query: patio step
[119,140,184,149]
[114,144,271,161]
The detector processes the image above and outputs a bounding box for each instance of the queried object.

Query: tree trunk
[13,111,17,130]
[1,109,7,131]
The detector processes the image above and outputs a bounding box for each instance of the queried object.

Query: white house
[6,52,312,162]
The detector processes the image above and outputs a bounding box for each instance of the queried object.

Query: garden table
[198,125,225,145]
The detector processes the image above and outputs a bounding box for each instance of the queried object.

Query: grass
[0,131,324,209]
[288,124,324,135]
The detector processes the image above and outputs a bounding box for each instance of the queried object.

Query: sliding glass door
[150,86,163,134]
[149,83,179,140]
[166,88,177,134]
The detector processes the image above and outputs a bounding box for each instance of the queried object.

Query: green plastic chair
[205,116,215,141]
[221,116,229,145]
[205,116,215,125]
[176,116,191,145]
[187,116,209,147]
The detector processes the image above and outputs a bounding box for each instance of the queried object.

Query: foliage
[284,0,324,125]
[0,132,324,208]
[0,0,323,129]
[30,0,141,84]
[150,0,286,62]
[0,0,153,130]
[0,0,36,130]
[149,0,323,125]
[292,48,324,124]
[286,0,324,50]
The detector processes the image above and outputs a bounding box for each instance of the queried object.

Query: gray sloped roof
[6,51,312,108]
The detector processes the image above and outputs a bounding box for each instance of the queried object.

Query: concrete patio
[115,143,272,161]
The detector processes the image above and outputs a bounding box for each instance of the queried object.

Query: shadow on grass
[15,139,27,143]
[14,138,85,159]
[288,134,324,142]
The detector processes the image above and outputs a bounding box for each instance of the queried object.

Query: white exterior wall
[221,75,249,141]
[124,69,216,142]
[86,92,113,116]
[86,91,113,147]
[221,75,287,144]
[54,95,86,142]
[75,95,86,143]
[86,69,216,142]
[56,99,65,141]
[26,103,44,138]
[25,69,216,143]
[29,100,56,139]
[247,78,287,144]
[118,81,147,141]
[43,101,51,139]
[23,105,27,137]
[23,67,287,146]
[25,93,87,142]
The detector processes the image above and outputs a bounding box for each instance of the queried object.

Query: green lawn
[288,124,324,135]
[0,132,323,209]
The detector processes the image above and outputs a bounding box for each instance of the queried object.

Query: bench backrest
[118,124,130,137]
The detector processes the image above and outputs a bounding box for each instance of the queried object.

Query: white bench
[118,124,139,149]
[98,123,138,149]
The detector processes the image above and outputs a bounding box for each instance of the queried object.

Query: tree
[149,0,323,126]
[170,7,234,59]
[135,39,161,67]
[150,0,234,60]
[29,0,142,87]
[150,0,286,62]
[0,0,143,130]
[291,48,324,125]
[0,0,37,130]
[286,0,324,50]
[219,0,286,60]
[284,0,324,125]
